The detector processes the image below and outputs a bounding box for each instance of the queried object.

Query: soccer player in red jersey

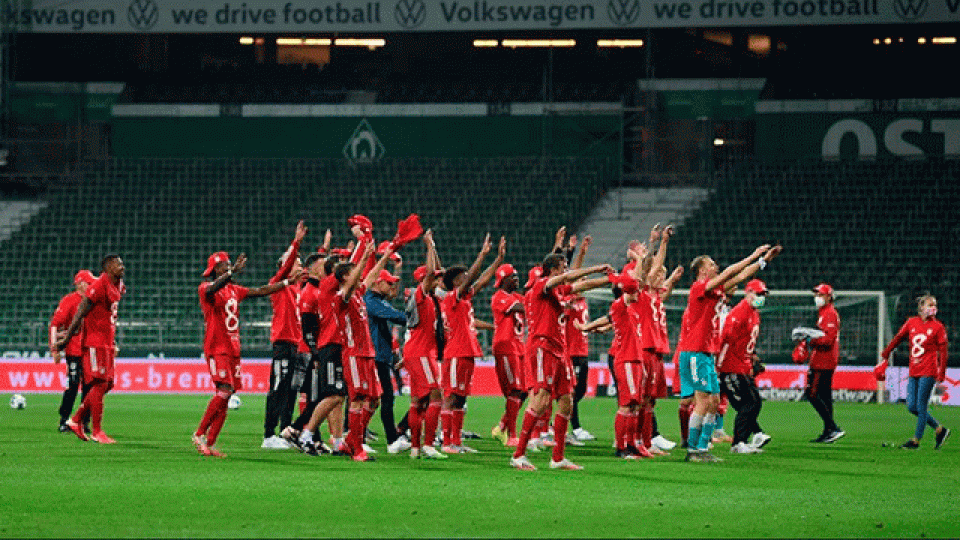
[717,279,771,454]
[263,220,310,449]
[491,263,526,447]
[341,242,397,462]
[50,269,96,433]
[801,283,845,444]
[55,255,126,444]
[563,235,594,445]
[510,254,612,471]
[677,243,780,462]
[193,251,303,458]
[880,293,950,449]
[438,234,503,453]
[403,230,449,459]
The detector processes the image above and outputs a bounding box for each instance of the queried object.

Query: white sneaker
[387,435,412,454]
[573,427,596,441]
[751,432,772,449]
[510,455,537,471]
[549,458,583,470]
[421,446,448,459]
[731,442,762,454]
[565,433,585,447]
[458,444,479,454]
[527,438,544,452]
[652,435,677,451]
[261,436,292,449]
[362,443,378,454]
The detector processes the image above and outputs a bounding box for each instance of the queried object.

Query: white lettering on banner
[822,117,960,160]
[2,0,957,33]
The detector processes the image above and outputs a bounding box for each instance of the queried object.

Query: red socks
[409,403,423,449]
[552,413,569,462]
[513,408,539,458]
[441,409,453,446]
[679,401,693,444]
[614,410,629,451]
[346,409,364,455]
[197,391,230,445]
[452,409,465,446]
[503,396,521,438]
[424,402,441,446]
[641,406,654,449]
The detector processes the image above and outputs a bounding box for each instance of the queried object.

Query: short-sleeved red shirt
[492,289,524,356]
[199,281,248,357]
[85,274,125,349]
[442,289,483,359]
[51,292,85,356]
[677,278,723,354]
[529,277,572,355]
[718,299,760,375]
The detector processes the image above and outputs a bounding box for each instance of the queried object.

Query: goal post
[580,288,894,368]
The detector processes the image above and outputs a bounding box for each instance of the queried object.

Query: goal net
[580,288,894,367]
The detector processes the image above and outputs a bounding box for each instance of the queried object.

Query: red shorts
[344,355,379,401]
[83,346,115,385]
[404,350,440,399]
[207,353,243,391]
[643,350,668,399]
[531,347,573,398]
[615,361,645,406]
[494,353,525,395]
[442,357,476,397]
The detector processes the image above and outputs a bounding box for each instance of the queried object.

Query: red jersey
[882,316,948,379]
[316,275,346,348]
[50,291,85,356]
[677,278,723,354]
[638,287,669,353]
[609,297,642,364]
[344,286,375,358]
[529,277,572,355]
[809,304,840,370]
[84,274,125,349]
[404,285,440,358]
[564,295,589,357]
[269,238,302,344]
[199,281,248,357]
[492,289,524,356]
[718,299,760,375]
[298,279,321,351]
[442,289,482,359]
[523,288,537,352]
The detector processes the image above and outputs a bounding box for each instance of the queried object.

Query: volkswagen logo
[607,0,641,26]
[127,0,160,31]
[394,0,427,28]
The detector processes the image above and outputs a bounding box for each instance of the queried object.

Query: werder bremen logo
[395,0,427,28]
[128,0,160,31]
[892,0,927,20]
[343,119,385,163]
[607,0,641,25]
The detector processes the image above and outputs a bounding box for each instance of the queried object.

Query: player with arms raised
[510,254,612,471]
[56,255,126,444]
[193,251,302,457]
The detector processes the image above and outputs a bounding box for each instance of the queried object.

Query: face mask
[924,307,938,318]
[750,296,766,309]
[814,296,826,308]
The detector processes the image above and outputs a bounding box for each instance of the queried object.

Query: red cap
[203,251,229,277]
[525,266,543,289]
[413,266,440,282]
[74,269,96,285]
[494,264,516,288]
[745,279,768,294]
[812,283,834,296]
[348,214,373,233]
[612,272,639,294]
[377,269,399,284]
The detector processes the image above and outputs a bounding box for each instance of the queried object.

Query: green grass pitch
[2,393,958,538]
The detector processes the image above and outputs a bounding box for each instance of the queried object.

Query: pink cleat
[66,420,88,442]
[89,431,116,444]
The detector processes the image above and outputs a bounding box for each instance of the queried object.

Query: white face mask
[814,296,826,308]
[750,296,765,309]
[924,307,938,318]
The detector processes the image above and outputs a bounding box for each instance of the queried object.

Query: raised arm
[660,265,684,300]
[272,220,307,283]
[571,274,612,294]
[547,264,611,290]
[706,244,770,291]
[725,244,783,290]
[471,236,505,294]
[572,235,591,271]
[206,254,247,302]
[575,314,610,333]
[422,229,439,293]
[248,267,305,298]
[456,233,492,296]
[342,242,376,297]
[362,245,397,291]
[646,225,673,285]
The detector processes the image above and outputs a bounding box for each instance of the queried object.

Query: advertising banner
[3,0,957,33]
[7,356,954,404]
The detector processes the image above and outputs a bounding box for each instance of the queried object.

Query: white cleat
[731,442,763,454]
[421,446,448,459]
[527,438,544,452]
[261,435,293,449]
[573,427,596,441]
[510,455,537,471]
[549,458,584,471]
[362,443,378,454]
[387,435,412,454]
[751,432,772,449]
[565,433,585,447]
[651,435,677,451]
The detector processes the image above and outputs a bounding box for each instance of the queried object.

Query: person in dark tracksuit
[365,264,409,453]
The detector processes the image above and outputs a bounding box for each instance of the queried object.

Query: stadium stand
[667,158,960,355]
[0,157,612,353]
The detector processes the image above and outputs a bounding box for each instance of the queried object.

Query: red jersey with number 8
[84,274,125,349]
[882,316,948,378]
[199,281,249,357]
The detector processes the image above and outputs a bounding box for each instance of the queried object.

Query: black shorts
[311,343,345,399]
